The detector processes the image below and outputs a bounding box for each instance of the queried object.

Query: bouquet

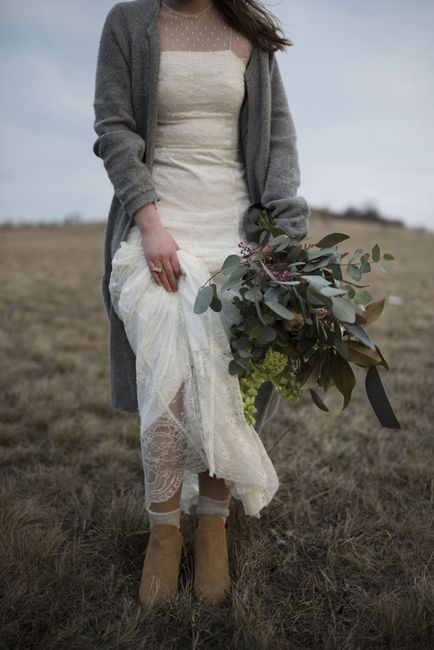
[194,209,401,429]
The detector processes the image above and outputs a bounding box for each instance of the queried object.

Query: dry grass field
[0,214,433,649]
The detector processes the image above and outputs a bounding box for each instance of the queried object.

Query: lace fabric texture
[109,0,279,518]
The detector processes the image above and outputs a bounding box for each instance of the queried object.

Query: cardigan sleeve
[260,52,310,245]
[92,3,159,219]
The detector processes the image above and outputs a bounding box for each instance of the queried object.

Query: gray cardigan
[92,0,310,431]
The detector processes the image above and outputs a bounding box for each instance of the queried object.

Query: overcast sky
[0,0,433,229]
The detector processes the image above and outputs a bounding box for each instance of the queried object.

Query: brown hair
[213,0,293,52]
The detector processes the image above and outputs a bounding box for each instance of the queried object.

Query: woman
[93,0,310,609]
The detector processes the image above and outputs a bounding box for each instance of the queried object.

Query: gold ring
[151,265,163,273]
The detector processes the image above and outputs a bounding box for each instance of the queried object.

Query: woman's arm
[261,52,310,244]
[92,3,159,219]
[93,4,180,293]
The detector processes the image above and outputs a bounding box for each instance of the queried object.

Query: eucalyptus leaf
[340,278,371,288]
[306,285,328,306]
[261,310,276,325]
[251,347,265,361]
[264,299,295,320]
[228,360,245,376]
[263,286,281,302]
[277,280,301,286]
[194,285,215,314]
[328,263,343,281]
[260,260,281,284]
[303,257,332,272]
[275,238,291,252]
[237,337,250,350]
[210,295,222,312]
[330,321,348,359]
[383,253,394,260]
[254,297,267,326]
[320,286,348,297]
[359,253,371,274]
[348,248,364,264]
[344,284,356,299]
[344,323,376,350]
[306,247,338,260]
[303,275,332,287]
[354,290,373,305]
[244,288,261,302]
[282,245,303,264]
[314,233,350,248]
[371,244,380,262]
[249,324,277,343]
[220,266,246,291]
[221,254,241,276]
[269,234,289,247]
[334,338,349,360]
[348,264,362,281]
[331,296,356,323]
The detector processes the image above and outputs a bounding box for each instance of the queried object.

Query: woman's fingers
[160,270,173,293]
[170,251,181,278]
[162,257,178,291]
[148,260,163,287]
[148,257,178,292]
[141,226,181,291]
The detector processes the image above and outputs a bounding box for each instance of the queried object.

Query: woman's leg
[149,483,182,511]
[197,472,231,522]
[139,389,186,610]
[146,387,185,528]
[194,471,231,603]
[198,471,229,500]
[147,485,182,528]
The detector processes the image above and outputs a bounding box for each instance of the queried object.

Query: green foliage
[195,208,397,423]
[239,348,303,424]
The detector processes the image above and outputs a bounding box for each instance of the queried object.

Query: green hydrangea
[256,348,288,378]
[239,347,303,425]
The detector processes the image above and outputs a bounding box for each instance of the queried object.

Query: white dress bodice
[125,0,256,271]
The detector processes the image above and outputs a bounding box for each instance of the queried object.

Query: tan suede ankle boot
[193,515,230,604]
[139,524,184,610]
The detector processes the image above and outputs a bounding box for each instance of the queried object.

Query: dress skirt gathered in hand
[108,2,279,517]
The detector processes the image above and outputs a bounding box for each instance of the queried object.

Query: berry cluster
[272,269,295,281]
[237,241,254,258]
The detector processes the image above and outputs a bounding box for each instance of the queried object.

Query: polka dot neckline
[160,1,213,18]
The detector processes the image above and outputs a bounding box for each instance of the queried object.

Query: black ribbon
[365,366,401,429]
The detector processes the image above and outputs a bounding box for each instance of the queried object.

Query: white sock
[146,505,181,529]
[196,494,231,522]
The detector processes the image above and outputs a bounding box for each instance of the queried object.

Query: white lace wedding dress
[109,0,279,518]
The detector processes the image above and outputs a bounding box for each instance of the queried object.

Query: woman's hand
[133,203,181,292]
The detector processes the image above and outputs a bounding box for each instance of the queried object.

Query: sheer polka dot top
[158,0,252,64]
